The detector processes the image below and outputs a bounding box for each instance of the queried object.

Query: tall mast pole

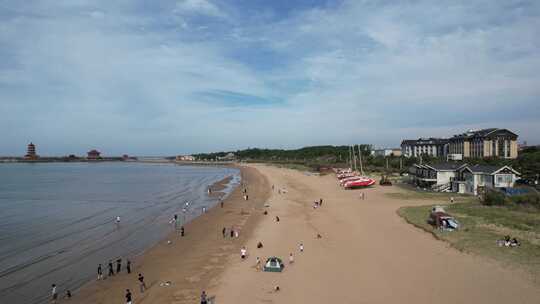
[358,145,364,176]
[352,146,358,172]
[348,146,352,170]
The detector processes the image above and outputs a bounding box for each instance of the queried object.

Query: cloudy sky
[1,0,539,156]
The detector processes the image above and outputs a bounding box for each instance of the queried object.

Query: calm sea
[0,162,240,304]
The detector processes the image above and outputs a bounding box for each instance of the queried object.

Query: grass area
[266,162,315,172]
[398,202,540,282]
[385,185,472,202]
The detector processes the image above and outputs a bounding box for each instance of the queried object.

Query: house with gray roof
[453,165,521,195]
[409,163,520,194]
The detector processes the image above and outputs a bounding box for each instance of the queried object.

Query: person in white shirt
[289,253,294,264]
[299,243,304,252]
[115,216,121,224]
[240,247,247,259]
[51,284,58,303]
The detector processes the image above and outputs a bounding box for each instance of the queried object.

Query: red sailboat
[340,145,375,189]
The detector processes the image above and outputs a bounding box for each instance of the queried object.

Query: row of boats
[335,169,376,189]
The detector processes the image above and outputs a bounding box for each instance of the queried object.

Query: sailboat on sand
[338,145,376,189]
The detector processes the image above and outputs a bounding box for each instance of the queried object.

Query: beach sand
[70,166,270,304]
[210,164,540,304]
[71,164,540,304]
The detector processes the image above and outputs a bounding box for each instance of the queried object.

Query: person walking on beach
[116,216,121,224]
[241,247,247,259]
[116,258,122,273]
[275,216,280,222]
[299,243,304,252]
[97,264,103,280]
[220,200,224,208]
[200,291,208,304]
[108,261,114,276]
[230,228,234,238]
[289,253,294,264]
[138,273,147,293]
[450,197,454,204]
[180,226,185,237]
[51,284,58,304]
[255,257,261,270]
[222,227,226,238]
[319,198,323,206]
[125,289,132,304]
[126,259,132,274]
[235,230,239,238]
[171,214,178,229]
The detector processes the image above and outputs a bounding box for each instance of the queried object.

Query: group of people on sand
[498,235,521,247]
[49,284,71,303]
[313,198,323,209]
[222,226,240,238]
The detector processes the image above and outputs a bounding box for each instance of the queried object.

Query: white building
[401,138,449,158]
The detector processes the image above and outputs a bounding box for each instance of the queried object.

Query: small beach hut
[263,257,284,272]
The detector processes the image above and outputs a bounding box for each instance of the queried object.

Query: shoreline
[70,165,270,304]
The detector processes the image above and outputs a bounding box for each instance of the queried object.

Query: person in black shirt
[116,259,122,273]
[97,264,103,280]
[125,289,132,304]
[108,261,114,276]
[138,273,147,293]
[126,260,132,274]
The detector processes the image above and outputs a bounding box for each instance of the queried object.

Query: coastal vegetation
[397,190,540,281]
[192,146,540,180]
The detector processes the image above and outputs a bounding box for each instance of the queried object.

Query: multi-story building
[401,138,449,158]
[448,128,518,159]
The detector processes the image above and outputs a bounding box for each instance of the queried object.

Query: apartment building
[448,128,518,159]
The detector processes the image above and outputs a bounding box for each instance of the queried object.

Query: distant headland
[0,142,137,163]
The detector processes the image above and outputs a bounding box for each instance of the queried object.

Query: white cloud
[174,0,225,18]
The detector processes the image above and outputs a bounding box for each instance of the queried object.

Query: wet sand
[70,166,270,304]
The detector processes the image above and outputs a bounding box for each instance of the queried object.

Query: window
[496,174,512,185]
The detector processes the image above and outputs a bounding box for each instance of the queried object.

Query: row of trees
[193,145,540,179]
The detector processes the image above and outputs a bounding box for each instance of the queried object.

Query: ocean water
[0,162,239,304]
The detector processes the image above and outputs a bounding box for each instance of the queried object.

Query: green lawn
[398,201,540,282]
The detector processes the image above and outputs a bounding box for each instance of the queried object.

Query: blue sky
[1,0,539,156]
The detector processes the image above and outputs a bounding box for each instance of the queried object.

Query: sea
[0,162,240,304]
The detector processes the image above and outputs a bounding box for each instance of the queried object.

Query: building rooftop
[401,138,449,146]
[451,128,517,140]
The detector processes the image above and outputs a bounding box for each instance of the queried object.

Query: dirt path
[210,164,540,304]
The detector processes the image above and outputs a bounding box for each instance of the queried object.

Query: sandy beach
[70,164,540,304]
[70,166,270,304]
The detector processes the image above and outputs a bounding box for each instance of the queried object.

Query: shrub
[484,190,507,206]
[509,193,540,209]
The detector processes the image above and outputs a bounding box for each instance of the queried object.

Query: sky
[1,0,539,156]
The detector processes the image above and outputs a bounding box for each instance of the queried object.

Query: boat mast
[357,145,364,176]
[348,146,352,170]
[351,145,358,172]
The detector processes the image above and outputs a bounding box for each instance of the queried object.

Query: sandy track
[210,164,540,304]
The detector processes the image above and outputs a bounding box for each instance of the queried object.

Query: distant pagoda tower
[25,142,39,160]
